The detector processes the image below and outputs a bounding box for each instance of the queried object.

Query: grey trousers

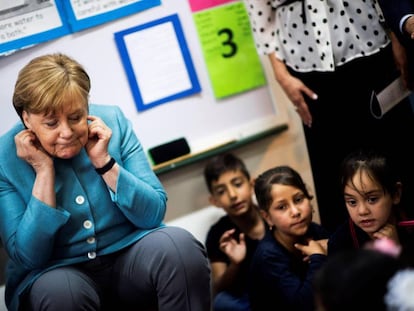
[27,227,211,311]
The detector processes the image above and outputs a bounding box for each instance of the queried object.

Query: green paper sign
[193,1,266,98]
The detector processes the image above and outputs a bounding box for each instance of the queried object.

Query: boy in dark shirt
[204,153,267,311]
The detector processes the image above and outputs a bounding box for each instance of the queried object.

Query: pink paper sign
[188,0,237,12]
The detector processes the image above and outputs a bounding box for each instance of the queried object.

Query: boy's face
[209,170,254,216]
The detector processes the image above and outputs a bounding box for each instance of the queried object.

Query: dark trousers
[25,227,211,311]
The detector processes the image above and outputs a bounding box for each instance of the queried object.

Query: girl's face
[209,170,254,216]
[262,183,313,243]
[344,170,399,234]
[22,99,89,159]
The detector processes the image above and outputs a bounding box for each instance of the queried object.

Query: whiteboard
[0,0,288,156]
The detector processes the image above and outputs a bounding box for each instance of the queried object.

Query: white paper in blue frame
[63,0,161,32]
[0,1,69,55]
[114,14,201,112]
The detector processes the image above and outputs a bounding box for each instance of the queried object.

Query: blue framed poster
[0,0,69,55]
[63,0,161,32]
[114,14,201,112]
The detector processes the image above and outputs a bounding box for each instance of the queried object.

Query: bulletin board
[0,0,288,165]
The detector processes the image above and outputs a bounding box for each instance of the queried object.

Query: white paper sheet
[370,76,411,119]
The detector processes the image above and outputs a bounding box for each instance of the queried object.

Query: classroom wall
[0,1,285,155]
[0,1,319,223]
[160,82,320,224]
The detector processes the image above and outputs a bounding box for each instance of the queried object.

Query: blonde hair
[13,53,91,120]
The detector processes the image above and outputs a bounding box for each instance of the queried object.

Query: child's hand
[316,238,328,252]
[372,223,400,245]
[219,229,246,264]
[295,238,327,262]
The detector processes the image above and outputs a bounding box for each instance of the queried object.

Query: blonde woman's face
[344,171,395,234]
[22,100,89,159]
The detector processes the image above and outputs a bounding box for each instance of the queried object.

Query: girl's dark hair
[340,149,401,198]
[204,153,250,193]
[314,249,402,311]
[254,165,312,211]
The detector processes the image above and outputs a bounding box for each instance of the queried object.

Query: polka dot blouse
[244,0,390,72]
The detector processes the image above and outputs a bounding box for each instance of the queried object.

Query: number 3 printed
[218,28,237,58]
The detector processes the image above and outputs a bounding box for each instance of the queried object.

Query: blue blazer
[0,104,167,311]
[379,0,414,85]
[378,0,414,36]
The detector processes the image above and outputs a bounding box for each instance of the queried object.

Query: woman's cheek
[81,128,90,146]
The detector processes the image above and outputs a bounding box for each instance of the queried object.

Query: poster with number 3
[192,1,266,99]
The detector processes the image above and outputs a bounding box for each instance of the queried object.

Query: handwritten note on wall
[193,1,266,99]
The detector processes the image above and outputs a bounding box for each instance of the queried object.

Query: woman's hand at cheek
[15,129,53,172]
[85,115,112,168]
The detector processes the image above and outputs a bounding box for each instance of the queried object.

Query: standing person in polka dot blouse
[244,0,414,233]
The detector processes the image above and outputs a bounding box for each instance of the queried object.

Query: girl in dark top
[328,149,414,267]
[249,166,330,311]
